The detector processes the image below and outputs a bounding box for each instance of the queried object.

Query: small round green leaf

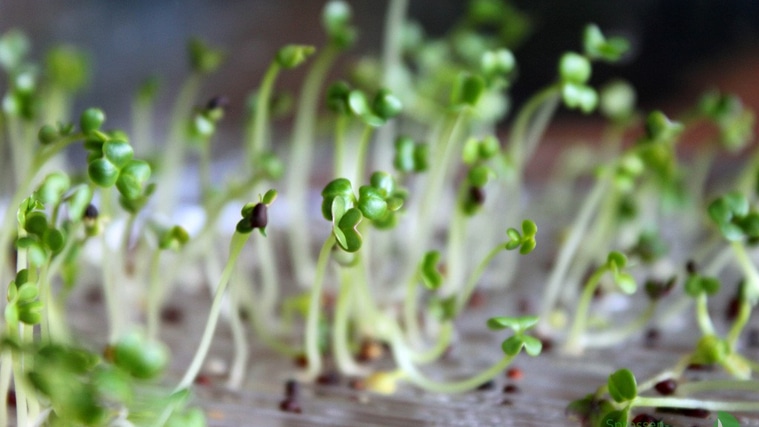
[88,158,119,187]
[103,139,134,169]
[607,368,637,403]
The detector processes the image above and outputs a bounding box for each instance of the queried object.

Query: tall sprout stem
[157,74,202,215]
[304,235,336,380]
[226,273,248,389]
[354,125,375,186]
[175,231,250,392]
[286,45,339,287]
[386,318,513,393]
[507,84,561,178]
[564,266,608,354]
[539,174,609,331]
[247,62,280,163]
[727,241,759,346]
[333,267,367,376]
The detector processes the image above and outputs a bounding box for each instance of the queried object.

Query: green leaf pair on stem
[486,315,542,357]
[504,219,538,255]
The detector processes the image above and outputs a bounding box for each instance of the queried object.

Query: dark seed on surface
[656,407,709,418]
[506,367,523,380]
[279,398,302,414]
[476,379,495,391]
[654,379,676,395]
[284,379,299,398]
[645,328,660,347]
[194,374,212,386]
[160,305,183,324]
[316,370,341,386]
[502,384,519,394]
[6,390,15,407]
[206,95,229,111]
[631,413,659,423]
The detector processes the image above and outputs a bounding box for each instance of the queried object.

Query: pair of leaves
[394,136,429,173]
[708,192,759,242]
[86,136,153,204]
[582,24,630,63]
[605,251,637,295]
[504,219,538,255]
[5,269,42,325]
[486,315,542,357]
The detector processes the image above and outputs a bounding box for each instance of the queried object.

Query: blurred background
[1,0,758,146]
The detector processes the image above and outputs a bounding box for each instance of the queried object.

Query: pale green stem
[254,233,278,325]
[564,266,608,355]
[146,250,163,342]
[720,242,755,351]
[354,124,375,186]
[507,83,561,177]
[175,231,250,392]
[402,272,423,348]
[247,62,281,163]
[333,115,349,178]
[157,74,202,215]
[304,235,336,380]
[226,273,248,390]
[333,267,367,376]
[695,293,715,336]
[636,355,691,393]
[633,396,759,412]
[386,318,514,393]
[130,97,154,156]
[410,321,454,364]
[0,350,11,427]
[584,303,657,348]
[538,174,609,332]
[286,45,339,287]
[444,192,467,298]
[456,243,506,314]
[677,379,759,395]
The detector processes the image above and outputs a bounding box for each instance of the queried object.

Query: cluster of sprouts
[0,1,758,426]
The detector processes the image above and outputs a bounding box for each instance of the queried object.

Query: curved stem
[157,74,202,215]
[146,250,163,342]
[539,174,609,331]
[564,266,608,354]
[386,316,514,393]
[247,62,281,164]
[354,124,375,186]
[175,231,250,392]
[456,243,506,314]
[226,273,248,390]
[286,45,340,287]
[633,395,759,412]
[676,379,759,396]
[695,293,715,336]
[303,235,336,380]
[410,321,454,364]
[584,302,657,348]
[507,83,561,177]
[333,267,367,376]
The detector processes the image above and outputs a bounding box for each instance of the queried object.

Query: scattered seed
[645,328,660,347]
[284,379,299,399]
[654,379,676,395]
[194,374,212,386]
[467,289,485,308]
[656,407,709,418]
[538,336,553,353]
[206,95,229,111]
[348,378,366,391]
[631,413,659,423]
[476,379,495,391]
[85,287,103,304]
[685,363,713,371]
[502,384,519,394]
[357,340,384,362]
[685,260,697,275]
[6,390,15,407]
[279,398,302,414]
[160,305,183,324]
[316,370,341,386]
[293,353,308,368]
[506,367,523,381]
